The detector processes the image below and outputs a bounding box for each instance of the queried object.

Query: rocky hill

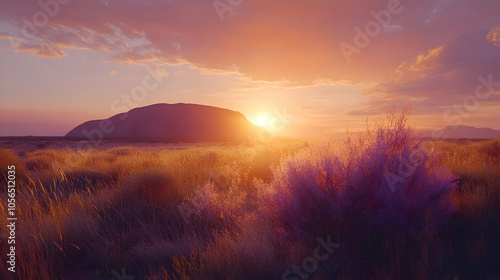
[66,103,261,141]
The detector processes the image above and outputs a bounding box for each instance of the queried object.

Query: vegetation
[0,114,499,279]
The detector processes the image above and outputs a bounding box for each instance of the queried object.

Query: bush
[271,109,459,277]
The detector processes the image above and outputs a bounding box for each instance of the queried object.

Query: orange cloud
[352,28,500,116]
[487,27,500,45]
[11,42,66,58]
[395,46,443,74]
[1,0,500,86]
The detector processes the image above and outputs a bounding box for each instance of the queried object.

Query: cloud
[109,70,118,75]
[352,28,500,115]
[12,41,66,57]
[1,0,500,86]
[488,27,500,45]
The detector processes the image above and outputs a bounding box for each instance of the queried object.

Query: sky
[0,0,499,137]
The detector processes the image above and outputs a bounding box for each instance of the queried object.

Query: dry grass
[0,128,498,279]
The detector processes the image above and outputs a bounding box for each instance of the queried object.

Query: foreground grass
[0,133,499,279]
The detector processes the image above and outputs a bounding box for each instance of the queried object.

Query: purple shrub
[272,109,458,242]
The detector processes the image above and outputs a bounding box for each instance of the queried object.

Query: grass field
[0,115,499,279]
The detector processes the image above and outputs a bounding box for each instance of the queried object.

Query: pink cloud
[353,28,500,116]
[1,0,500,86]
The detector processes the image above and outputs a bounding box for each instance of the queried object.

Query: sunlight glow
[255,115,271,128]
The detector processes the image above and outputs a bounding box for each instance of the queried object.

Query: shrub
[271,109,459,276]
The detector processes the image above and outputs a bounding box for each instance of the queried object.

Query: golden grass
[0,138,498,279]
[0,141,307,279]
[426,139,500,215]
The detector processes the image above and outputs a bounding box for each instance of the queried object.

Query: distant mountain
[66,103,261,141]
[422,125,500,139]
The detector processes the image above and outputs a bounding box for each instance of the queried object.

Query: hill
[66,103,261,141]
[423,125,500,139]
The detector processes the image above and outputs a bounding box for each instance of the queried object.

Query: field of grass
[0,115,499,279]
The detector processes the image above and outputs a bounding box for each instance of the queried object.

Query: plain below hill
[65,103,262,142]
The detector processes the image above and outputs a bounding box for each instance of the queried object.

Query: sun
[255,115,271,128]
